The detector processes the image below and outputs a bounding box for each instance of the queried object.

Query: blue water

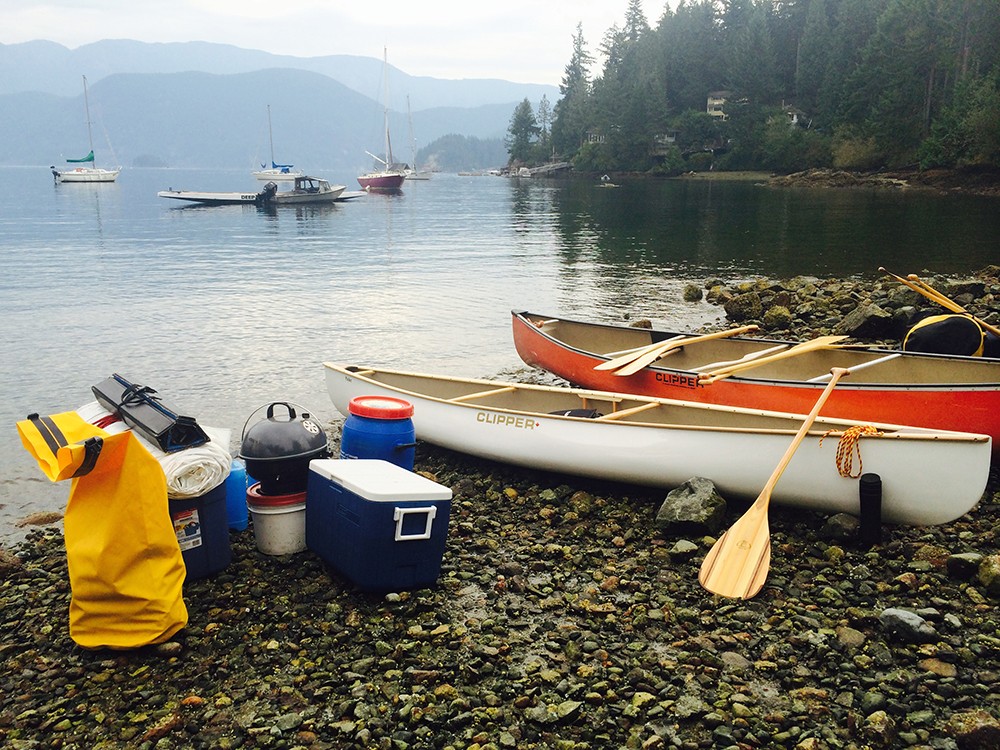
[2,167,998,542]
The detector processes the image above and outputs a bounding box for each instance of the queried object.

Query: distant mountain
[0,40,559,172]
[0,39,559,111]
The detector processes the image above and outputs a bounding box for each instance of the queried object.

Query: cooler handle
[393,506,437,541]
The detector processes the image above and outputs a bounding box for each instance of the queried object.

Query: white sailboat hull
[324,363,992,526]
[52,167,120,183]
[252,168,303,181]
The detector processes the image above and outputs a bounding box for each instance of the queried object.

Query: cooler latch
[393,506,437,541]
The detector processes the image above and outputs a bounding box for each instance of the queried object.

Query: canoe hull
[512,311,1000,453]
[324,364,991,526]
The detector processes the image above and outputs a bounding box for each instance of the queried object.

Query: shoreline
[4,272,1000,748]
[646,166,1000,198]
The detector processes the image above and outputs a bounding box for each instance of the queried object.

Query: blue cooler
[306,458,451,592]
[169,481,232,581]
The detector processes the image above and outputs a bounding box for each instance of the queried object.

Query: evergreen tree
[551,23,594,156]
[727,2,782,105]
[795,0,832,116]
[623,0,649,43]
[536,95,553,151]
[505,99,541,164]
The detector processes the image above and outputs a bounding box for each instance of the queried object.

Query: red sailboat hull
[357,172,405,191]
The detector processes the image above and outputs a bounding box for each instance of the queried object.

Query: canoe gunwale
[328,363,988,444]
[324,362,993,525]
[513,310,1000,390]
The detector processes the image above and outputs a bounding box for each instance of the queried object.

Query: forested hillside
[509,0,1000,174]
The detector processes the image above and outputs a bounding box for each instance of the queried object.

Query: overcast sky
[2,1,675,86]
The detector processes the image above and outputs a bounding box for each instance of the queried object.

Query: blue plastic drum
[340,396,416,470]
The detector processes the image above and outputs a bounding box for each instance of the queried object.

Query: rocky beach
[3,268,1000,750]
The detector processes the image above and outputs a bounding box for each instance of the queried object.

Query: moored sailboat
[51,75,120,183]
[357,48,406,192]
[252,104,303,181]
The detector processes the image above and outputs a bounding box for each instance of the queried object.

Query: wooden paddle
[596,325,760,376]
[879,267,1000,338]
[907,273,1000,338]
[594,335,686,371]
[698,367,850,599]
[697,335,847,384]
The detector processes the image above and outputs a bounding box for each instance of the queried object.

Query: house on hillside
[707,91,731,120]
[781,102,808,128]
[651,131,679,157]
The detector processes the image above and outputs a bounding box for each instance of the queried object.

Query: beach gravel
[1,441,999,749]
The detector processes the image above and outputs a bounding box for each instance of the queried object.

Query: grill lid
[238,402,329,462]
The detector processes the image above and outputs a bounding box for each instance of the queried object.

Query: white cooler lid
[309,459,452,502]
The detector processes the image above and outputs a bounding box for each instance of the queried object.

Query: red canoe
[512,310,1000,454]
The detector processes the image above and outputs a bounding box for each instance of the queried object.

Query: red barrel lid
[247,482,307,507]
[348,395,414,419]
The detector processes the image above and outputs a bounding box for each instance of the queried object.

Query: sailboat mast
[82,75,96,167]
[408,95,416,171]
[266,104,275,165]
[383,47,393,164]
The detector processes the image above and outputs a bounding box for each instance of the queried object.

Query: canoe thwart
[594,402,661,421]
[449,386,518,403]
[806,352,902,382]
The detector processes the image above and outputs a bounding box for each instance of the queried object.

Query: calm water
[2,167,998,543]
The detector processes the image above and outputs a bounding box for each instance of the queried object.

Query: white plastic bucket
[246,483,306,555]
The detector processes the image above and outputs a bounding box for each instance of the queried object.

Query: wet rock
[945,709,1000,749]
[762,305,793,330]
[878,608,939,643]
[834,302,893,338]
[654,477,727,534]
[947,552,984,579]
[819,513,859,541]
[682,284,703,302]
[723,291,763,322]
[976,553,1000,596]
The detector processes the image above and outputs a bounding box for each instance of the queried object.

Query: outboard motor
[256,181,278,205]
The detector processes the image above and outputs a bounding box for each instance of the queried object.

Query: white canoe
[323,363,992,526]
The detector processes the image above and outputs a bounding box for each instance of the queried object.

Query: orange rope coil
[820,425,882,478]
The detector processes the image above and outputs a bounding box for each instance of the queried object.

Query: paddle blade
[594,335,685,371]
[698,503,772,598]
[608,325,760,377]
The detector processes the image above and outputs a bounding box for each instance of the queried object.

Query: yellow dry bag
[17,411,188,649]
[903,314,985,357]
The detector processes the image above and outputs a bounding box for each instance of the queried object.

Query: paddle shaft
[880,267,1000,338]
[698,367,850,598]
[697,336,847,383]
[907,273,1000,338]
[760,367,849,496]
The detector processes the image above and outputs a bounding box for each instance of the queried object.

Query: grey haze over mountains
[0,40,559,172]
